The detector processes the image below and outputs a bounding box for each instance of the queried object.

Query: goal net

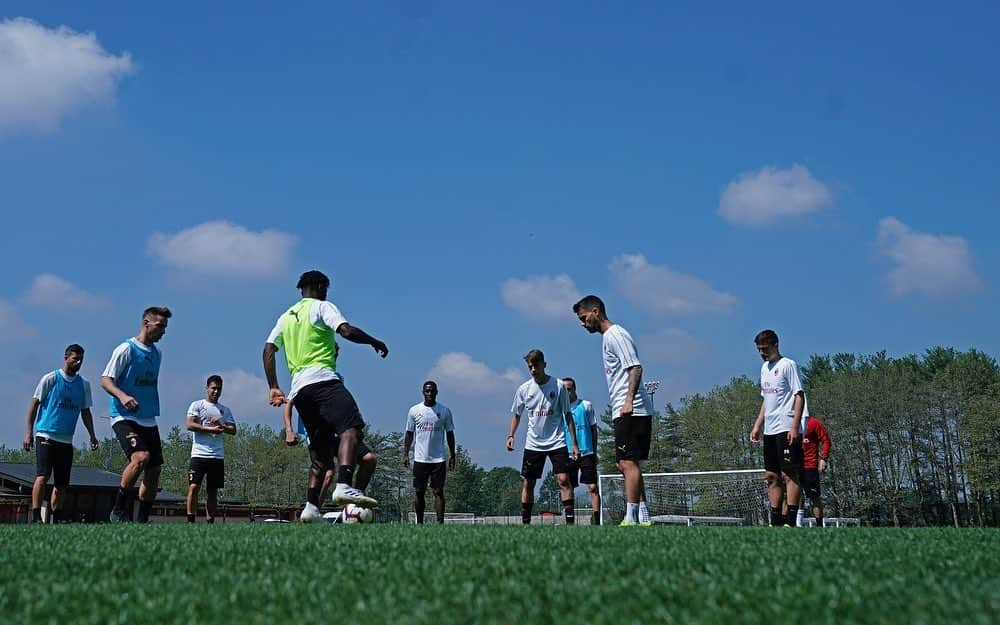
[407,512,483,525]
[598,469,767,526]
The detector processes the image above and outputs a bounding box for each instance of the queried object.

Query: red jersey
[802,417,831,470]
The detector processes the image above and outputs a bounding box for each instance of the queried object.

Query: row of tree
[3,346,997,525]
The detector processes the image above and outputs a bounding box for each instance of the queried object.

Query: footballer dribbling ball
[341,503,373,524]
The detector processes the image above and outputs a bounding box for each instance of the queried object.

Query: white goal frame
[598,469,767,526]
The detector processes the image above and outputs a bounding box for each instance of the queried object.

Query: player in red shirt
[800,416,832,526]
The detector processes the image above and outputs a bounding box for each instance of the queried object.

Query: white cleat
[331,484,378,508]
[299,502,323,523]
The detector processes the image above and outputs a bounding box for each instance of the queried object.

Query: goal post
[598,469,768,526]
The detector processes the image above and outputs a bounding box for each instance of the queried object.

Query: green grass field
[1,525,998,625]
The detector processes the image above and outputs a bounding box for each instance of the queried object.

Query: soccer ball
[340,503,373,524]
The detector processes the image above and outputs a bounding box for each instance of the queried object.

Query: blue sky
[1,1,997,468]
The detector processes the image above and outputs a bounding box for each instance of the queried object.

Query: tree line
[3,345,998,525]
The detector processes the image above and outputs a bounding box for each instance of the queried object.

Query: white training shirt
[602,324,653,418]
[102,339,159,427]
[511,376,571,452]
[187,399,236,459]
[760,356,805,435]
[266,299,347,401]
[33,370,93,444]
[405,402,454,463]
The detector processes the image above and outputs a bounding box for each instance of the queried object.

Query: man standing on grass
[186,375,237,524]
[563,377,601,525]
[749,329,805,527]
[507,350,580,525]
[799,415,832,527]
[23,344,100,523]
[573,295,654,526]
[403,381,456,524]
[282,400,379,522]
[264,270,388,520]
[102,306,171,523]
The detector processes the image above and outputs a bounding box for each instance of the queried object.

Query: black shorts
[294,380,365,463]
[413,461,447,493]
[307,434,372,468]
[35,436,74,486]
[801,468,821,499]
[521,447,572,480]
[763,432,802,475]
[189,457,225,489]
[614,416,652,462]
[112,421,164,468]
[568,453,599,487]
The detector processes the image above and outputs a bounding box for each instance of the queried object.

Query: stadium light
[644,379,661,411]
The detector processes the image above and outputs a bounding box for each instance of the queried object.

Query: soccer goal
[598,469,768,526]
[406,512,483,525]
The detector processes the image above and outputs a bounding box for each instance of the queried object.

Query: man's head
[142,307,172,343]
[64,344,84,374]
[422,380,438,406]
[297,270,330,300]
[573,295,607,334]
[563,377,577,401]
[754,329,780,362]
[206,374,223,402]
[524,349,547,382]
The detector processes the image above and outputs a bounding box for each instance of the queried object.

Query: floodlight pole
[644,379,661,412]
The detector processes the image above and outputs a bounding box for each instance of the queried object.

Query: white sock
[796,509,805,527]
[638,501,650,523]
[626,503,638,523]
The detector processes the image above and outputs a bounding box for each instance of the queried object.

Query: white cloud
[23,273,109,310]
[501,274,581,321]
[609,254,736,316]
[0,299,35,341]
[0,18,134,133]
[426,352,521,397]
[147,221,297,278]
[638,329,706,366]
[876,217,982,297]
[718,164,832,226]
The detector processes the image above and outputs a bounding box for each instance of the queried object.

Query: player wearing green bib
[263,270,388,520]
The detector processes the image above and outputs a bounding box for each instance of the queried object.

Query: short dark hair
[573,295,606,316]
[524,349,545,365]
[754,329,779,345]
[562,377,575,385]
[422,380,437,390]
[64,344,84,357]
[143,306,172,320]
[296,270,330,289]
[206,375,223,387]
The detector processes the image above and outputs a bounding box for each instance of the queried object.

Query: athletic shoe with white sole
[331,484,378,508]
[299,502,323,523]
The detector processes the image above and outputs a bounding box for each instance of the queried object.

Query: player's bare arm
[403,430,414,467]
[507,414,521,451]
[787,392,804,445]
[23,397,40,450]
[262,342,285,406]
[621,365,643,418]
[565,411,580,460]
[282,402,298,446]
[101,376,138,411]
[750,401,765,443]
[447,430,457,469]
[81,408,99,450]
[336,323,389,358]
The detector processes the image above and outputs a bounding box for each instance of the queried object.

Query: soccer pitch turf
[1,525,997,625]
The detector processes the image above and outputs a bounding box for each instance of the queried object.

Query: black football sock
[137,500,153,523]
[785,506,799,527]
[770,507,783,527]
[187,514,196,523]
[32,508,42,523]
[562,499,575,525]
[113,487,128,512]
[307,486,321,506]
[521,502,533,524]
[337,465,355,486]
